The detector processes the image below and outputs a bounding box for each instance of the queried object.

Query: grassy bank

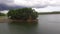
[0,16,9,23]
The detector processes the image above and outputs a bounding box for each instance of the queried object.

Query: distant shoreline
[38,12,60,15]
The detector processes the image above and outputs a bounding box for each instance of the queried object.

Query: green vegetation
[0,13,6,16]
[7,8,38,20]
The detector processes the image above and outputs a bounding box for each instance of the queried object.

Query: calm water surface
[0,14,60,34]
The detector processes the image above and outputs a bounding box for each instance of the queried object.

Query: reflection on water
[8,21,38,34]
[0,21,38,34]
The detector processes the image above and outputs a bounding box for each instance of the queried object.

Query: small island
[7,8,38,22]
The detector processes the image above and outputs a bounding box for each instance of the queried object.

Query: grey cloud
[0,0,27,11]
[0,4,26,11]
[0,0,16,6]
[0,0,50,11]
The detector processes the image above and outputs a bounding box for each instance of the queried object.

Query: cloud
[14,0,60,7]
[14,0,48,8]
[33,6,60,12]
[0,4,25,11]
[0,0,48,8]
[0,0,60,8]
[0,0,48,11]
[0,10,8,14]
[14,0,60,12]
[0,0,16,6]
[48,0,60,6]
[0,0,60,9]
[0,0,26,11]
[0,0,60,12]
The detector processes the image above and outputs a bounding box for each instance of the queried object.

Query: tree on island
[7,8,38,20]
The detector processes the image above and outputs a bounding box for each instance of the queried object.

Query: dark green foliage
[7,8,38,20]
[0,13,5,16]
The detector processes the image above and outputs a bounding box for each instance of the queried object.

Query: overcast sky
[0,0,60,13]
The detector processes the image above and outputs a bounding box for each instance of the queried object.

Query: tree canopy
[7,8,38,20]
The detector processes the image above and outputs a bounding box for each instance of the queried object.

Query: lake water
[0,14,60,34]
